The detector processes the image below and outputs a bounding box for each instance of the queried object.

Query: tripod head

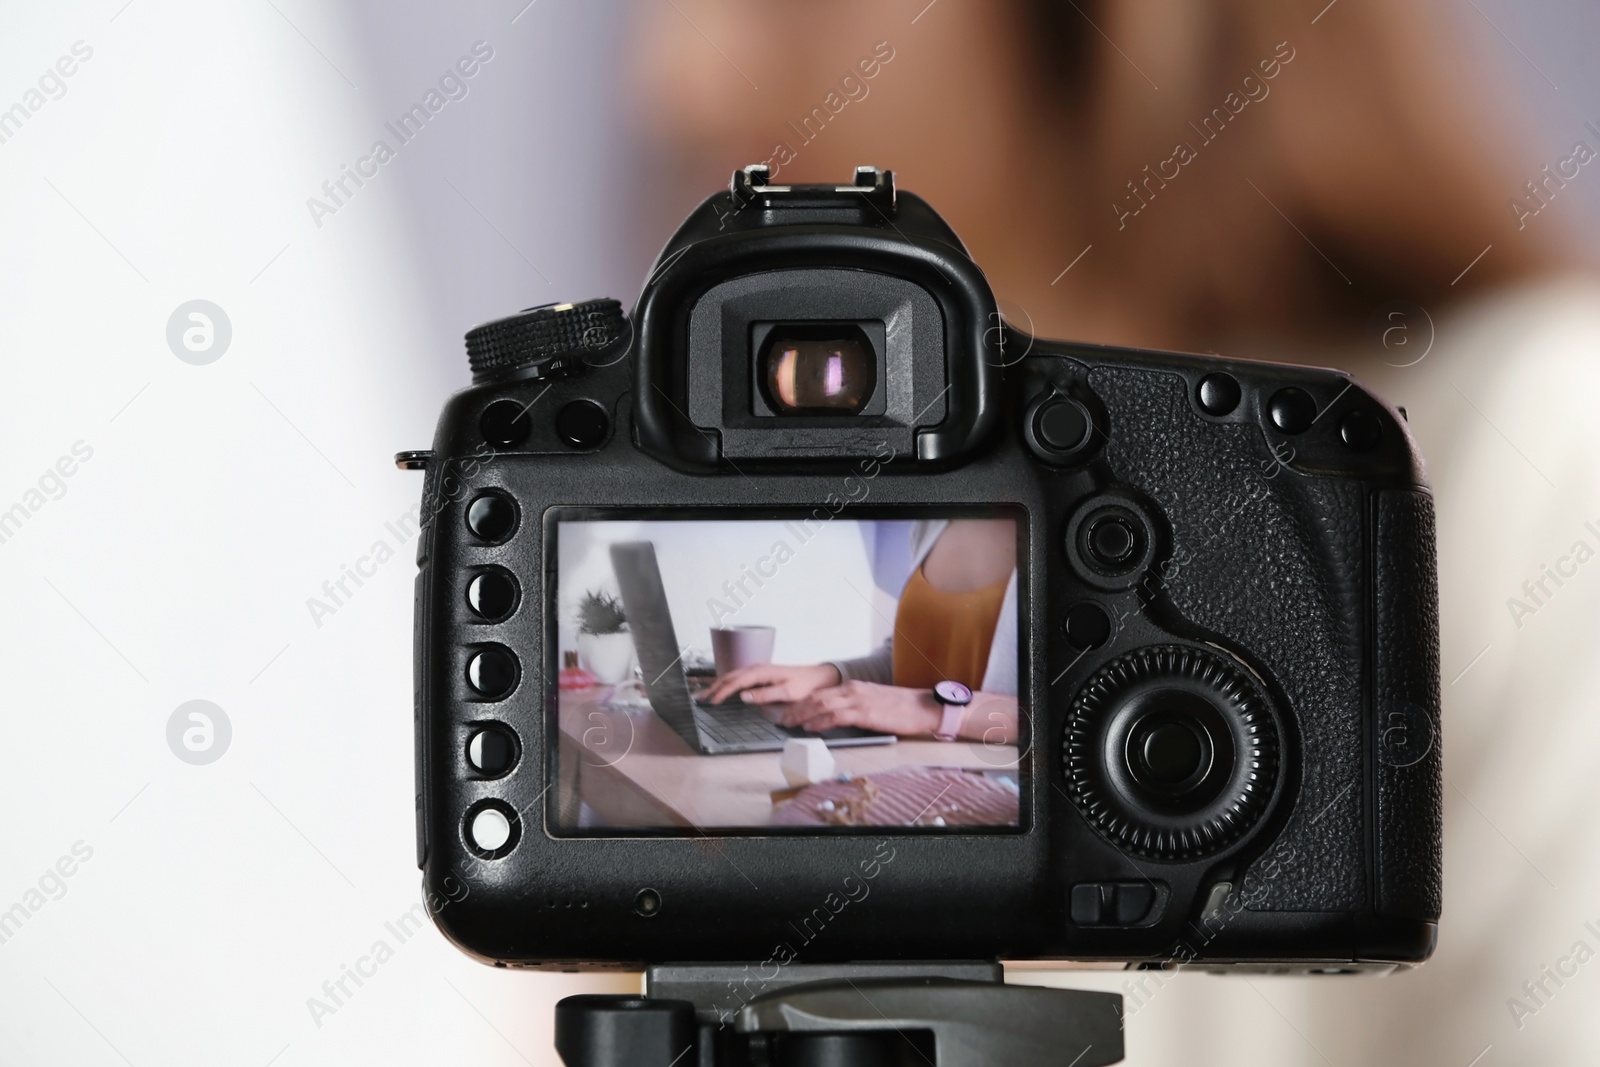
[556,962,1123,1066]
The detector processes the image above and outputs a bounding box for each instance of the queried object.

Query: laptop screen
[548,510,1026,833]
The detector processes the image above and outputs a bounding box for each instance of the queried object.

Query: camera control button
[480,399,532,448]
[470,808,511,850]
[555,399,610,449]
[467,726,518,777]
[1199,881,1235,922]
[1268,387,1316,434]
[467,569,519,621]
[1113,883,1157,925]
[467,646,518,699]
[465,800,520,858]
[1063,602,1113,651]
[1035,398,1092,452]
[1069,882,1163,926]
[1136,721,1208,787]
[1070,883,1106,924]
[1088,517,1138,565]
[466,494,518,543]
[1066,496,1159,590]
[1196,373,1241,416]
[1339,408,1383,452]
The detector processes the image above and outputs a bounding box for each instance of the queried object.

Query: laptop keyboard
[694,702,792,746]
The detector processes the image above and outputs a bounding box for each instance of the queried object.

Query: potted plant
[575,589,635,684]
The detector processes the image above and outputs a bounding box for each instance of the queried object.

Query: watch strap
[935,702,966,742]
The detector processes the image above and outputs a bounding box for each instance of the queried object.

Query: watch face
[934,679,973,706]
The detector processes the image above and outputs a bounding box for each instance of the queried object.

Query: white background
[0,3,639,1064]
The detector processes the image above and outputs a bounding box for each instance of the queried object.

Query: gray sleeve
[826,639,894,686]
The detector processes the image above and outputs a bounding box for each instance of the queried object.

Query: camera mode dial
[465,299,627,385]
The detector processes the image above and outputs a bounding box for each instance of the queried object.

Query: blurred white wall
[0,3,637,1065]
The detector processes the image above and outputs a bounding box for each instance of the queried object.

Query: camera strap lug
[394,450,433,471]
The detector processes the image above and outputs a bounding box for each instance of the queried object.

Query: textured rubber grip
[464,299,626,384]
[1372,489,1443,920]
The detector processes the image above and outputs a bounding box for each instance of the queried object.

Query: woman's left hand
[778,680,942,737]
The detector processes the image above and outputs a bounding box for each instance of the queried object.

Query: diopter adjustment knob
[464,299,627,384]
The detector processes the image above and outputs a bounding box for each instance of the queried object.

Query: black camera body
[405,167,1441,971]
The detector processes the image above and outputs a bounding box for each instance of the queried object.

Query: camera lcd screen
[549,511,1026,833]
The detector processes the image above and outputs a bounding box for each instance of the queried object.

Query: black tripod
[555,962,1123,1066]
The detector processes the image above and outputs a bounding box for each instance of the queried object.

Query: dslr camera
[402,166,1441,974]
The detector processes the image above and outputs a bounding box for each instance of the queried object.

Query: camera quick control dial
[464,299,627,384]
[1064,645,1281,861]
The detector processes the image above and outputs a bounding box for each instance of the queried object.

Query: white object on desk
[780,737,836,787]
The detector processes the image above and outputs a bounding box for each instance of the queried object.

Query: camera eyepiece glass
[759,323,877,415]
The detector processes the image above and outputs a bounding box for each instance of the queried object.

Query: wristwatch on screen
[931,679,974,741]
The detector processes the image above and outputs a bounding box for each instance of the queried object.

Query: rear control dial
[1063,645,1280,861]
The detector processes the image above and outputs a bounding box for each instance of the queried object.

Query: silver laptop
[608,541,896,755]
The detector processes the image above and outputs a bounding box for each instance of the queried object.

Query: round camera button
[470,807,511,851]
[464,799,521,858]
[480,399,532,448]
[467,647,518,699]
[1063,602,1113,651]
[1339,408,1383,452]
[1036,398,1092,452]
[1268,387,1317,434]
[467,726,517,777]
[556,399,609,449]
[1196,373,1241,416]
[466,494,517,543]
[467,570,518,621]
[1140,722,1205,785]
[633,888,663,917]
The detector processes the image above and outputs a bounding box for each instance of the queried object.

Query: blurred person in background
[627,1,1600,1063]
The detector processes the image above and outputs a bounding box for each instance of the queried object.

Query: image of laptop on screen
[608,540,896,755]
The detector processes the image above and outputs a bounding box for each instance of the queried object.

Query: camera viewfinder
[758,323,877,415]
